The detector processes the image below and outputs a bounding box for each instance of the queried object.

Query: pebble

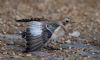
[69,31,80,37]
[49,56,64,60]
[26,53,32,56]
[60,48,63,50]
[96,19,100,23]
[92,52,96,55]
[65,40,71,44]
[1,47,6,50]
[3,52,7,54]
[32,51,50,57]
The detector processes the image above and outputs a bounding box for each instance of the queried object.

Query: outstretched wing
[19,18,60,52]
[22,21,52,52]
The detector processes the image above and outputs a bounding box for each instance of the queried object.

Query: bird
[16,18,60,52]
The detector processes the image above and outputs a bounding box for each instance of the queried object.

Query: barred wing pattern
[22,21,59,52]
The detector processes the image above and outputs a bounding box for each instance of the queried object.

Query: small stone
[3,52,7,54]
[26,53,32,56]
[32,51,50,57]
[87,56,91,58]
[49,56,64,60]
[92,52,96,55]
[65,40,71,44]
[13,56,21,58]
[16,23,21,26]
[60,48,63,50]
[18,53,22,56]
[15,15,22,20]
[96,19,100,23]
[1,47,6,50]
[2,30,6,34]
[69,31,80,37]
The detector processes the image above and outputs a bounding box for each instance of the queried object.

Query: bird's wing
[46,22,59,33]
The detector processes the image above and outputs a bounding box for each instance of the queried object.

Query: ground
[0,0,100,60]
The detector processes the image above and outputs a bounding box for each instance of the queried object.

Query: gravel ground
[0,0,100,60]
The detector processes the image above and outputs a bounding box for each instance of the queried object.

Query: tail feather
[15,18,46,22]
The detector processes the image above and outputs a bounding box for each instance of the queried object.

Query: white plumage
[29,21,43,36]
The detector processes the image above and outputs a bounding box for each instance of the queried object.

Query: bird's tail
[15,18,46,22]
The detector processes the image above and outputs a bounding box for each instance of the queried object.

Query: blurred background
[0,0,100,34]
[0,0,100,60]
